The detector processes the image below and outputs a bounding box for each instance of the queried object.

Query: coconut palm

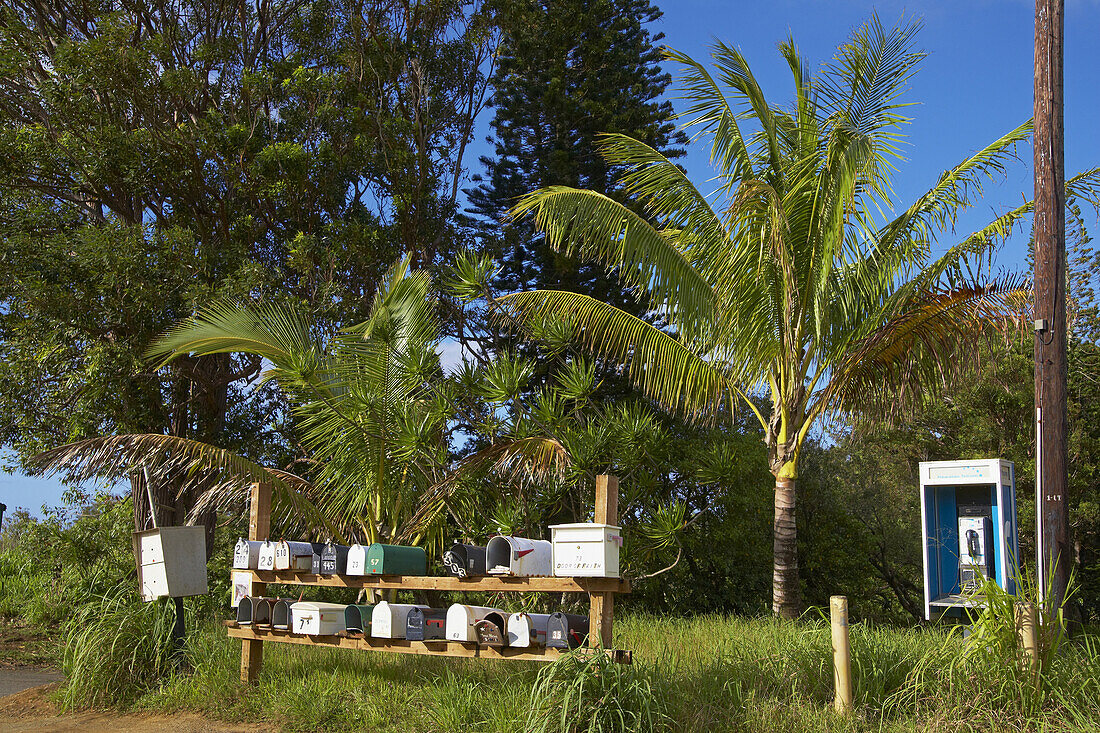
[497,18,1098,617]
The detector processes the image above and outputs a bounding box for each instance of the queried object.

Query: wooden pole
[590,475,618,648]
[830,596,853,714]
[241,481,271,684]
[1034,0,1070,610]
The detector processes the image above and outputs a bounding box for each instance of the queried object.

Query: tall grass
[59,590,191,709]
[51,606,1100,732]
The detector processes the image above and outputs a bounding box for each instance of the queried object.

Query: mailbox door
[346,544,368,576]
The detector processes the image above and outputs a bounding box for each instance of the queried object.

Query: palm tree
[496,18,1098,617]
[33,257,456,545]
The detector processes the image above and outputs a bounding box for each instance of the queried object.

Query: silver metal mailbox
[485,536,553,577]
[506,612,552,648]
[371,602,428,639]
[272,599,293,630]
[257,540,277,571]
[233,538,262,570]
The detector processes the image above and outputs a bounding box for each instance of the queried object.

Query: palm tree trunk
[772,476,801,619]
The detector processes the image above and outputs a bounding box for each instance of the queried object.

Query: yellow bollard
[830,595,853,714]
[1015,602,1039,665]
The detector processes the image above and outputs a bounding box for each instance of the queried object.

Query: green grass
[91,612,1099,732]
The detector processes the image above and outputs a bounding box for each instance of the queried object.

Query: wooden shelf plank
[226,625,632,664]
[243,570,630,594]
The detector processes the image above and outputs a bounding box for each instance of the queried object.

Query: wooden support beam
[226,625,632,664]
[241,481,271,684]
[244,570,629,594]
[590,474,618,648]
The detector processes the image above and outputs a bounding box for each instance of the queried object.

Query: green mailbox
[366,543,427,576]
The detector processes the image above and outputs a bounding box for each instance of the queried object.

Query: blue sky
[3,0,1097,517]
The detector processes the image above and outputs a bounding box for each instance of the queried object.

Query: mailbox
[236,596,263,626]
[506,612,552,648]
[344,604,374,635]
[274,541,315,571]
[320,542,349,575]
[366,543,427,576]
[446,604,507,642]
[272,599,293,630]
[550,523,622,578]
[371,602,429,639]
[442,543,487,578]
[546,612,588,649]
[474,619,506,647]
[233,538,262,570]
[309,543,325,574]
[290,602,346,635]
[405,607,447,641]
[920,459,1019,620]
[133,526,208,602]
[485,536,552,577]
[257,540,277,571]
[346,543,369,575]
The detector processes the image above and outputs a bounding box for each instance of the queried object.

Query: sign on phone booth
[919,459,1019,619]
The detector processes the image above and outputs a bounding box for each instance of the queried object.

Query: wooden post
[830,596,853,714]
[1016,601,1040,665]
[241,481,271,684]
[589,475,618,648]
[1034,0,1070,610]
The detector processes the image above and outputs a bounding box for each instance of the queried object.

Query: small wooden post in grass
[830,595,853,714]
[590,475,618,648]
[241,481,271,684]
[1016,601,1040,665]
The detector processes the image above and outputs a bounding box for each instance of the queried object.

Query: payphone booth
[919,459,1018,620]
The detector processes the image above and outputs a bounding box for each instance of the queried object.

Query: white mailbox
[371,602,428,639]
[485,536,553,577]
[346,543,369,575]
[290,601,346,635]
[257,540,277,570]
[133,526,208,602]
[549,523,622,578]
[506,612,552,648]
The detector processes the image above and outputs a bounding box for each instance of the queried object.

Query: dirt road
[0,681,276,732]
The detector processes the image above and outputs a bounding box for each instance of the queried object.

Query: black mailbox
[320,542,349,575]
[273,599,292,630]
[310,543,326,575]
[546,612,588,649]
[405,607,447,641]
[443,543,487,578]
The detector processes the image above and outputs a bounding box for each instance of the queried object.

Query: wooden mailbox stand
[234,475,630,683]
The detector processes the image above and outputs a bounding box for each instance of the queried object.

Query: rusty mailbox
[274,541,315,572]
[446,604,508,643]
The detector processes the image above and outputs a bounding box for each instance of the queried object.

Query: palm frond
[825,277,1028,421]
[664,45,757,183]
[28,434,340,540]
[500,290,729,419]
[509,186,716,331]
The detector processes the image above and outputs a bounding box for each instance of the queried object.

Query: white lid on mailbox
[549,523,622,578]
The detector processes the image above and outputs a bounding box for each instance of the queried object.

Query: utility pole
[1034,0,1070,610]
